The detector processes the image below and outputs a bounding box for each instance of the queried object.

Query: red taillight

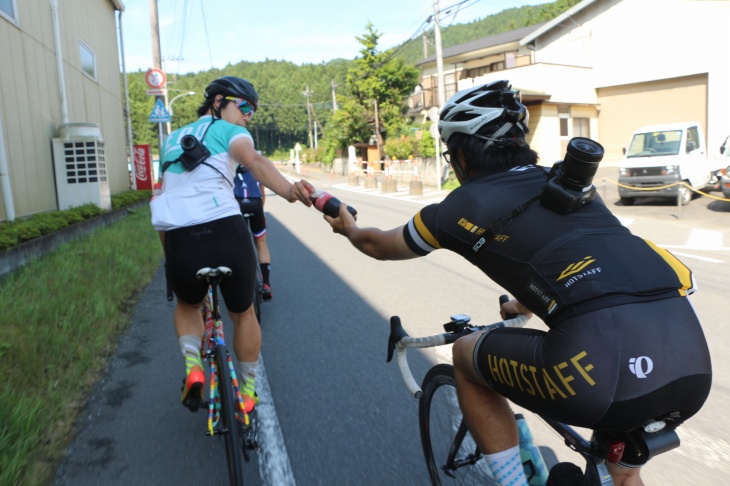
[607,441,625,463]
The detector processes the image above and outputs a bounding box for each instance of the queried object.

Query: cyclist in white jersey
[151,76,314,413]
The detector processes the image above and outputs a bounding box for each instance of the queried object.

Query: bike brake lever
[499,294,518,320]
[387,316,407,363]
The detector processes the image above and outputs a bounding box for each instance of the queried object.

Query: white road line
[331,183,449,205]
[686,229,723,249]
[256,356,296,486]
[658,250,724,263]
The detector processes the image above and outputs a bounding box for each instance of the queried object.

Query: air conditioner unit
[51,123,111,210]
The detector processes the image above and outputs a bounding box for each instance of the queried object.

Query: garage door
[596,74,707,164]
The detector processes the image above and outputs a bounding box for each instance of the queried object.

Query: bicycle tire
[245,217,263,325]
[252,267,262,324]
[419,364,498,486]
[215,344,245,486]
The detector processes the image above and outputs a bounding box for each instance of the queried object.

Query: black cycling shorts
[237,198,266,238]
[164,215,257,313]
[473,297,711,451]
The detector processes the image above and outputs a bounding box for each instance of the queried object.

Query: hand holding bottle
[311,190,357,218]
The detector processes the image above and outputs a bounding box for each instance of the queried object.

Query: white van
[618,122,718,206]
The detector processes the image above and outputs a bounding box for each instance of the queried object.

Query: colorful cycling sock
[237,359,258,397]
[485,445,528,486]
[260,263,270,285]
[179,335,203,375]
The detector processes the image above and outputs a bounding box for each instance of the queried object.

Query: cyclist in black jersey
[323,80,712,486]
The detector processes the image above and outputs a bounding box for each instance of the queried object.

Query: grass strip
[0,205,162,486]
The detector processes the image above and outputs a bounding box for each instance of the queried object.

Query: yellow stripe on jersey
[414,212,441,249]
[644,239,693,295]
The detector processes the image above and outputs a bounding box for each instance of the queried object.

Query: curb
[0,200,149,278]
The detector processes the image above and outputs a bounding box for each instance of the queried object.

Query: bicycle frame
[200,282,252,436]
[197,266,259,474]
[386,309,680,486]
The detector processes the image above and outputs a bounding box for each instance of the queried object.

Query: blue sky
[120,0,550,74]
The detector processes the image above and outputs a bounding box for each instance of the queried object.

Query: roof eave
[519,0,598,46]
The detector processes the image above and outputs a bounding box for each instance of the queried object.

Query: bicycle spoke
[420,364,497,485]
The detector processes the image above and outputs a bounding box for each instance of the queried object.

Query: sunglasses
[441,150,451,164]
[224,96,255,117]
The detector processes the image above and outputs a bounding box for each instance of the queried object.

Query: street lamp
[166,91,195,134]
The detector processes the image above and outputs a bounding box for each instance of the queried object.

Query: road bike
[197,266,259,486]
[241,208,264,324]
[386,296,681,485]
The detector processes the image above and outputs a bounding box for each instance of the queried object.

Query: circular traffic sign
[145,68,166,89]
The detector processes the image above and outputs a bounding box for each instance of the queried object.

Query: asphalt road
[53,167,729,485]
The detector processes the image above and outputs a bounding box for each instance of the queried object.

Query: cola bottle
[311,190,357,218]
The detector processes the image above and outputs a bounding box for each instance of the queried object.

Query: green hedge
[0,190,152,251]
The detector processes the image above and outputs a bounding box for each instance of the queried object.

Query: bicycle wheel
[252,267,262,324]
[419,364,497,486]
[215,344,245,486]
[246,219,263,325]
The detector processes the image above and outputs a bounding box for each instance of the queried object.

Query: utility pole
[433,0,446,191]
[303,85,314,149]
[433,0,446,110]
[149,0,168,155]
[331,79,338,111]
[373,100,382,161]
[422,31,430,59]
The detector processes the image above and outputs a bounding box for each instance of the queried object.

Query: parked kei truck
[618,122,724,205]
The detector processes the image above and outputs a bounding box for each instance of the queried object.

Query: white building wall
[460,64,597,104]
[534,0,730,152]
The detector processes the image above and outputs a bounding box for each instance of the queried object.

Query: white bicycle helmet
[438,80,529,152]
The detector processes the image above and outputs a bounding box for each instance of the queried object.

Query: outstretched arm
[324,203,419,261]
[230,137,313,206]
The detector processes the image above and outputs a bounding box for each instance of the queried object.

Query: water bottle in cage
[515,413,549,485]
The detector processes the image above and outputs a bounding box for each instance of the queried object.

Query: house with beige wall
[0,0,129,221]
[414,0,730,167]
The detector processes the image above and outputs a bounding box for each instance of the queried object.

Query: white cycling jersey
[151,115,253,231]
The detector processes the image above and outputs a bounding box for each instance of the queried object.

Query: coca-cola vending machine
[133,144,153,190]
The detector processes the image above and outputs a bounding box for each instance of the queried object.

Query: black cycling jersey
[403,166,712,460]
[403,166,694,325]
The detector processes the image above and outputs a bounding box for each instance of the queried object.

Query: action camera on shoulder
[540,137,604,215]
[178,134,211,172]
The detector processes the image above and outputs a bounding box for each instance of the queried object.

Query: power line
[200,0,214,69]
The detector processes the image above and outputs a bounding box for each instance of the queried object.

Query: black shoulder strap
[470,168,549,254]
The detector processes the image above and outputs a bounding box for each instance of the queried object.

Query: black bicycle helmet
[204,76,259,110]
[438,80,528,152]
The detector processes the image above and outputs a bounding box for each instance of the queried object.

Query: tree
[333,23,419,157]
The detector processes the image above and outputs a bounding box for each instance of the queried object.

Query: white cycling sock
[179,335,202,374]
[484,445,528,486]
[236,359,258,397]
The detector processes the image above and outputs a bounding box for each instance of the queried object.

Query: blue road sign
[149,99,171,123]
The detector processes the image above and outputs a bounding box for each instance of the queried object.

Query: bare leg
[255,234,270,265]
[452,332,518,453]
[229,304,261,363]
[607,463,643,486]
[174,300,204,339]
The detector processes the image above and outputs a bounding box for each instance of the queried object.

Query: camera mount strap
[470,193,541,255]
[160,119,233,187]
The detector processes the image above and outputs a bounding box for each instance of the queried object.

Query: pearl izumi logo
[629,356,654,378]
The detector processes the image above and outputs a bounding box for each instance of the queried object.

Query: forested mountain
[128,0,580,157]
